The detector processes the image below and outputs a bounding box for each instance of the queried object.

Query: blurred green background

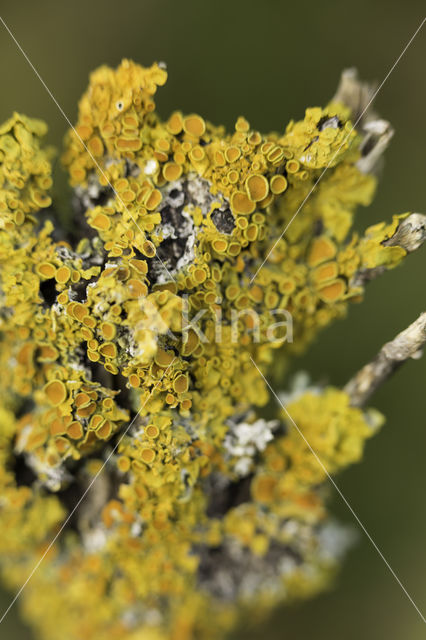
[0,1,425,638]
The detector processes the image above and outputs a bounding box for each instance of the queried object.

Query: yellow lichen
[0,60,417,640]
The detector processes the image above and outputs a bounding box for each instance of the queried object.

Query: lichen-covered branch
[350,212,426,288]
[0,62,424,640]
[382,212,426,252]
[331,67,394,175]
[344,312,426,407]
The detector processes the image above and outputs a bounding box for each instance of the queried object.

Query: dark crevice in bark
[206,473,253,519]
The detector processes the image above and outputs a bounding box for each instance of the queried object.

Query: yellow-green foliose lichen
[0,60,413,640]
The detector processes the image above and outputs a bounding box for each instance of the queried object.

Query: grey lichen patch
[73,171,114,212]
[151,174,233,281]
[197,517,353,602]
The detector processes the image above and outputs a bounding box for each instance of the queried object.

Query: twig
[344,311,426,407]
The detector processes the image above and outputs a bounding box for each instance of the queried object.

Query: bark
[344,311,426,407]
